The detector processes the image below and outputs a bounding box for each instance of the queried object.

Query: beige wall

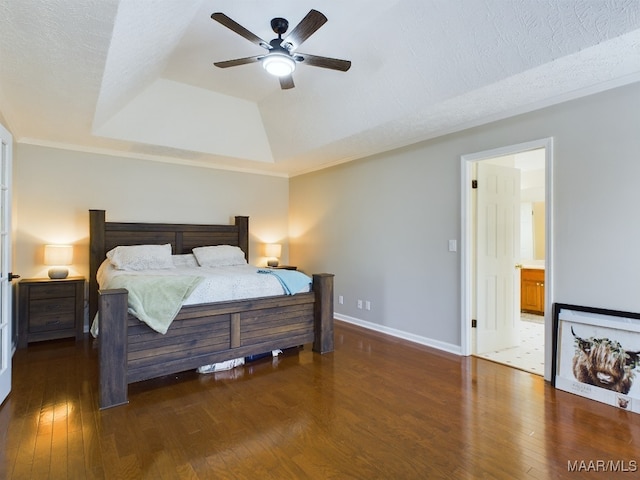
[290,81,640,351]
[13,144,290,282]
[532,201,545,260]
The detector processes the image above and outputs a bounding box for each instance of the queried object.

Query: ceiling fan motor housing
[270,17,289,36]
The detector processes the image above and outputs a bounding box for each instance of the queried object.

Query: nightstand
[270,265,297,270]
[18,277,85,348]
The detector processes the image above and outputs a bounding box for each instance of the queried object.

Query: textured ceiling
[1,0,640,177]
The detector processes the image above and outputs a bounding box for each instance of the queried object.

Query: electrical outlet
[338,295,344,305]
[357,299,363,309]
[365,301,371,310]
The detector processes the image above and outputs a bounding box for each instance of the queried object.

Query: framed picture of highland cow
[552,303,640,413]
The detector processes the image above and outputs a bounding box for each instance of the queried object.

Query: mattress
[92,255,312,337]
[97,255,311,305]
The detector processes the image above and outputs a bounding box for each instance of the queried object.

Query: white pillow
[192,245,247,267]
[172,254,199,268]
[106,244,174,271]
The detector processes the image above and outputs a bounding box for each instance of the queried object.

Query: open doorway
[461,138,554,381]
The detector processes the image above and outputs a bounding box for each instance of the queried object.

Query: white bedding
[97,255,311,305]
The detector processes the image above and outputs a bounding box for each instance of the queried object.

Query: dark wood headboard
[88,209,249,319]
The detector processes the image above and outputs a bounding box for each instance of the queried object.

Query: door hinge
[472,180,478,189]
[471,319,477,328]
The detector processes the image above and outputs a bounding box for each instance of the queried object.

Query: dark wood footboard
[98,273,334,409]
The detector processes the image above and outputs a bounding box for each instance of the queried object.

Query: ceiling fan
[211,9,351,90]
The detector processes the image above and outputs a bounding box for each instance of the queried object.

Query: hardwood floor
[1,320,639,479]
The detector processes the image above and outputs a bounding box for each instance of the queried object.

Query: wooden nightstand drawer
[18,277,85,347]
[29,313,76,333]
[29,297,76,332]
[29,283,76,300]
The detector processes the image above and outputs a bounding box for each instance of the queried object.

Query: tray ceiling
[1,0,640,176]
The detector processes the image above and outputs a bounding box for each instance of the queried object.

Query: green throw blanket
[105,274,204,334]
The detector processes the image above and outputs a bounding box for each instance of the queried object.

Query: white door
[476,162,521,354]
[0,123,13,405]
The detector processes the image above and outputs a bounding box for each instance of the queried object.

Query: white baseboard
[334,313,463,356]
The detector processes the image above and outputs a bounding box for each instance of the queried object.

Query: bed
[89,209,334,409]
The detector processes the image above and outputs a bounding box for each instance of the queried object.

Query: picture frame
[552,303,640,413]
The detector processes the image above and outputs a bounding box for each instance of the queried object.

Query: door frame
[460,137,554,380]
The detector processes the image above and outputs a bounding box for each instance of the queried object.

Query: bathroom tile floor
[478,313,545,376]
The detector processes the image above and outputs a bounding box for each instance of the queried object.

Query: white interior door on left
[0,123,13,406]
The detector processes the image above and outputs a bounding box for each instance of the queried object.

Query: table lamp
[44,244,73,279]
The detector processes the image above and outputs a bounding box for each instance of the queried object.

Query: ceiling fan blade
[281,9,327,51]
[295,53,351,72]
[211,12,271,50]
[279,75,295,90]
[214,55,263,68]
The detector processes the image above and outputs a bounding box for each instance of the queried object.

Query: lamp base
[267,259,279,267]
[48,267,69,279]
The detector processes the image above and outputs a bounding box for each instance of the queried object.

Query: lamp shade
[265,243,282,267]
[44,244,73,279]
[264,244,282,258]
[44,245,73,265]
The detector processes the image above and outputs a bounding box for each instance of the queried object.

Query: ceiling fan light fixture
[212,11,349,89]
[262,54,296,77]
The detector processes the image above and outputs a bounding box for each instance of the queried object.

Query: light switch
[448,239,457,252]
